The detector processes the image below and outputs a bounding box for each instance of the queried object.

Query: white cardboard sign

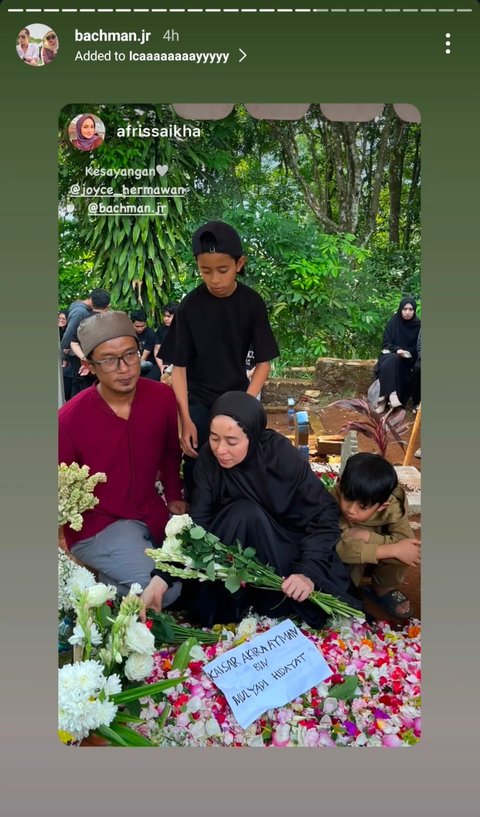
[203,619,331,729]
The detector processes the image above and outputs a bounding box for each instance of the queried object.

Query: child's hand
[181,418,199,458]
[393,539,421,567]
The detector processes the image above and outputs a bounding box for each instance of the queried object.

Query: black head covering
[210,391,266,457]
[190,391,349,595]
[207,391,318,514]
[383,295,421,355]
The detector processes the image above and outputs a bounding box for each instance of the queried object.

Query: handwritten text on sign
[204,619,331,729]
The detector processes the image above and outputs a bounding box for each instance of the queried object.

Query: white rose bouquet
[146,515,364,620]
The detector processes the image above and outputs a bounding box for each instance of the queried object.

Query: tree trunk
[403,129,421,250]
[389,118,407,245]
[363,104,395,245]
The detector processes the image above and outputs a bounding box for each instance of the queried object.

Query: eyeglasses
[89,350,140,372]
[46,34,57,41]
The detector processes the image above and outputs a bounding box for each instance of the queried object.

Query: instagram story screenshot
[0,4,479,817]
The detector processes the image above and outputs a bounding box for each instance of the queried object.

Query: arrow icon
[238,48,247,63]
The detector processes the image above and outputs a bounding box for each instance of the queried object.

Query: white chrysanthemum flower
[90,623,103,646]
[124,620,155,656]
[128,583,143,596]
[165,514,193,537]
[68,624,87,647]
[85,583,116,608]
[58,660,118,742]
[103,673,123,696]
[124,652,154,682]
[66,566,97,599]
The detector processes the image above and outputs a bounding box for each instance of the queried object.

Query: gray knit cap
[77,311,137,358]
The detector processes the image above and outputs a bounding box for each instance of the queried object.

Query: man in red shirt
[58,311,186,615]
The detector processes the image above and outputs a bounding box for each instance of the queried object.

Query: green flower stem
[147,526,364,621]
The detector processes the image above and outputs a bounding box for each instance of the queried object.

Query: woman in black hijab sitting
[374,296,421,413]
[187,391,362,628]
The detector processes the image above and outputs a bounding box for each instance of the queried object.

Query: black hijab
[383,296,421,355]
[200,391,331,525]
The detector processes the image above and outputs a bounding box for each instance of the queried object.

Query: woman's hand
[281,573,314,603]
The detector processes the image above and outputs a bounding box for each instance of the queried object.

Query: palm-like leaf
[330,397,411,458]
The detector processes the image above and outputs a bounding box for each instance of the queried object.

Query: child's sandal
[362,587,412,619]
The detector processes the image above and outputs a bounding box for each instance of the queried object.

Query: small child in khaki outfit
[332,452,420,619]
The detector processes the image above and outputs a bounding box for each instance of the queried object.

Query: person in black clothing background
[154,302,179,374]
[161,221,279,499]
[374,296,421,413]
[62,288,110,399]
[130,309,161,381]
[187,391,362,628]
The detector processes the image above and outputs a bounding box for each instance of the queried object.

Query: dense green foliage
[58,104,420,368]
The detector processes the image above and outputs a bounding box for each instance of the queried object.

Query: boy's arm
[337,530,420,567]
[362,515,414,546]
[246,361,270,398]
[170,366,198,458]
[336,533,379,565]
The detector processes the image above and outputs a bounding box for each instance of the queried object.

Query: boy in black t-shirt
[161,220,279,497]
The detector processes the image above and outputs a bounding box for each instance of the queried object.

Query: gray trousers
[71,519,181,605]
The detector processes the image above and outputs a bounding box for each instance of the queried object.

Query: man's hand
[139,575,168,622]
[167,500,188,515]
[281,573,314,603]
[393,539,421,567]
[180,418,199,458]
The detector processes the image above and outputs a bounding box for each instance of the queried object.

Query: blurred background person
[62,288,110,399]
[58,310,68,341]
[131,309,161,381]
[154,302,178,374]
[58,310,72,402]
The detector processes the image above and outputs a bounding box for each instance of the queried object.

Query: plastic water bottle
[287,397,295,430]
[58,615,74,653]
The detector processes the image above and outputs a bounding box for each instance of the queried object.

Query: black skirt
[186,498,362,629]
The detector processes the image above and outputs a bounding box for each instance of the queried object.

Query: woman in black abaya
[187,391,362,628]
[374,296,421,413]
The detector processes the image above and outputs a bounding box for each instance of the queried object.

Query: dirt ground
[267,401,421,471]
[266,402,421,624]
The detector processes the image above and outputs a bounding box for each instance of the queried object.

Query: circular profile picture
[16,23,59,67]
[68,114,106,152]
